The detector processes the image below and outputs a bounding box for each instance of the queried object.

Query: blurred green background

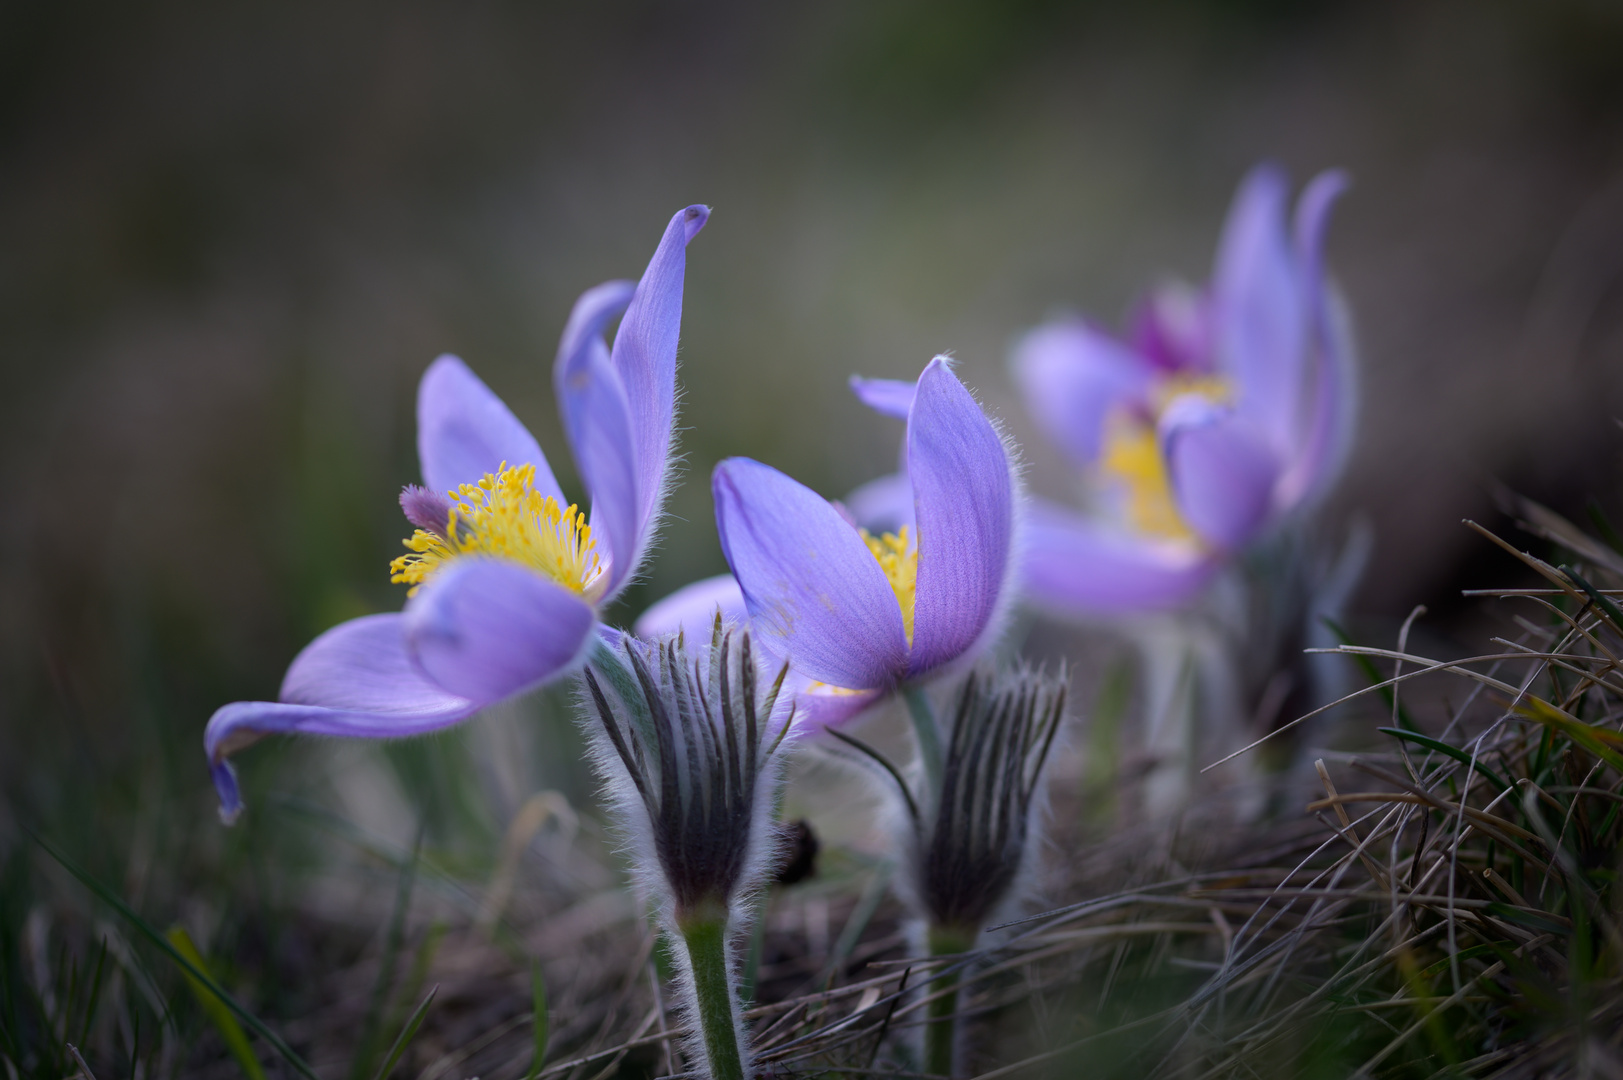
[3,0,1623,1072]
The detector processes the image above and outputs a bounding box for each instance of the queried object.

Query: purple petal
[418,355,562,501]
[403,559,597,702]
[1020,500,1218,614]
[203,613,479,820]
[1278,170,1355,508]
[1293,170,1349,294]
[1160,394,1281,550]
[611,205,710,538]
[843,471,915,534]
[906,358,1015,678]
[1213,165,1308,457]
[1129,282,1213,374]
[634,574,747,641]
[849,376,916,420]
[1010,319,1155,467]
[787,678,885,731]
[713,457,909,690]
[556,282,642,598]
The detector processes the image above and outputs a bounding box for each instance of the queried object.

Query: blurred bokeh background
[4,0,1623,1071]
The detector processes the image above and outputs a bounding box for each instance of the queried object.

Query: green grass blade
[525,962,549,1080]
[1559,564,1623,635]
[167,926,267,1080]
[1516,697,1623,775]
[371,985,437,1080]
[76,936,109,1048]
[1377,727,1512,793]
[26,826,322,1080]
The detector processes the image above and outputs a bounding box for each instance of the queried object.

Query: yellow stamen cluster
[389,463,603,599]
[1098,374,1234,542]
[1099,420,1191,541]
[861,525,919,646]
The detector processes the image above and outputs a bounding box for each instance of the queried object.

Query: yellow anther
[1098,373,1234,542]
[860,525,919,646]
[389,463,604,600]
[1099,417,1193,541]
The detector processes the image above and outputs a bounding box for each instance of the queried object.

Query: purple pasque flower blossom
[705,357,1017,727]
[1010,165,1354,616]
[203,205,709,821]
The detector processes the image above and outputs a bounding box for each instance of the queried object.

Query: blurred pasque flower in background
[644,357,1017,728]
[203,205,709,820]
[1011,165,1355,616]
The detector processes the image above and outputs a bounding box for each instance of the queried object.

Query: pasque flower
[581,623,794,1080]
[1010,166,1354,615]
[705,357,1017,727]
[204,205,709,820]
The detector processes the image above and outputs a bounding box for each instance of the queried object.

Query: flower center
[390,463,605,600]
[1098,376,1232,542]
[861,525,918,646]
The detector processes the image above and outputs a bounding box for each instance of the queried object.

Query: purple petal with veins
[417,355,563,501]
[906,357,1015,678]
[611,205,710,536]
[714,457,910,690]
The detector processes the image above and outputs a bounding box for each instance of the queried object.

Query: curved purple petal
[403,559,597,702]
[906,358,1015,679]
[1129,281,1213,374]
[1278,170,1355,508]
[634,574,747,641]
[1160,394,1281,550]
[849,376,916,420]
[1020,499,1218,615]
[843,471,915,535]
[611,205,710,537]
[556,282,642,597]
[1010,319,1155,467]
[203,613,479,820]
[418,355,562,501]
[713,457,908,690]
[1213,165,1308,457]
[788,678,886,731]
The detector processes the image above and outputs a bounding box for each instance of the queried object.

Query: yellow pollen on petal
[1098,374,1234,542]
[389,462,604,599]
[860,525,918,646]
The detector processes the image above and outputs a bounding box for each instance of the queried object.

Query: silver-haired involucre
[580,622,796,1080]
[833,665,1066,1078]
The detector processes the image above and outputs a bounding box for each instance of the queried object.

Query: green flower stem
[679,910,746,1080]
[902,684,943,802]
[925,926,974,1079]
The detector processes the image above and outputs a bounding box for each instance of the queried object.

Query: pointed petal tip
[212,761,243,825]
[679,204,711,241]
[1305,168,1351,200]
[1240,160,1290,198]
[848,375,917,420]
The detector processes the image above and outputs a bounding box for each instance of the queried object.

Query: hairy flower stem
[925,926,974,1078]
[902,684,943,801]
[679,911,746,1080]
